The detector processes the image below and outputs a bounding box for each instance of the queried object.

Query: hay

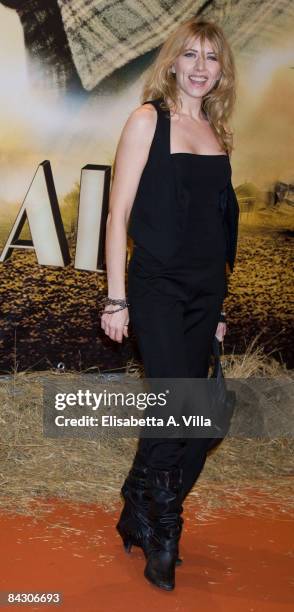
[0,336,293,519]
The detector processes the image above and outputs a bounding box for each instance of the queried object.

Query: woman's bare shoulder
[130,102,157,120]
[124,103,157,139]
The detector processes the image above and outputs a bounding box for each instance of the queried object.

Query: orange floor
[1,496,293,612]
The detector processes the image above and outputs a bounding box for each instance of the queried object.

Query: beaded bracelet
[103,305,129,313]
[101,296,130,314]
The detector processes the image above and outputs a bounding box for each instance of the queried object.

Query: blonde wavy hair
[142,18,237,156]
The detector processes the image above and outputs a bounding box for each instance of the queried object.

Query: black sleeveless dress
[128,102,231,381]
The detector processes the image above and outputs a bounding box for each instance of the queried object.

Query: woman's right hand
[100,304,129,343]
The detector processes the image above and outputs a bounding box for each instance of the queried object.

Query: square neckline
[167,106,228,158]
[171,152,228,157]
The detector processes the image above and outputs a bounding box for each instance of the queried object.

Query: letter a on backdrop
[0,160,70,267]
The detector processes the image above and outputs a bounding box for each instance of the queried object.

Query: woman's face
[171,36,222,100]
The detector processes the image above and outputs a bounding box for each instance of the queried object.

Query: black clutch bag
[205,336,236,452]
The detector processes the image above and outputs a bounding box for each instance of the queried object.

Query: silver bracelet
[101,296,130,313]
[103,296,129,306]
[103,305,129,313]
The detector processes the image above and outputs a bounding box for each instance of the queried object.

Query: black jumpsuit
[127,111,231,498]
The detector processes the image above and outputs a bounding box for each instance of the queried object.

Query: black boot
[144,467,184,591]
[116,453,183,565]
[116,453,152,553]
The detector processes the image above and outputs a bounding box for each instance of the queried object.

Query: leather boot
[116,452,183,565]
[116,452,152,552]
[144,467,184,591]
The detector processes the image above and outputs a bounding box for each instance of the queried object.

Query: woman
[101,18,239,591]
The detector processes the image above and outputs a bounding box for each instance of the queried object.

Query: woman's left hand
[215,321,227,342]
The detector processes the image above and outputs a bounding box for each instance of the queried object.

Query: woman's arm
[100,103,157,343]
[216,179,239,341]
